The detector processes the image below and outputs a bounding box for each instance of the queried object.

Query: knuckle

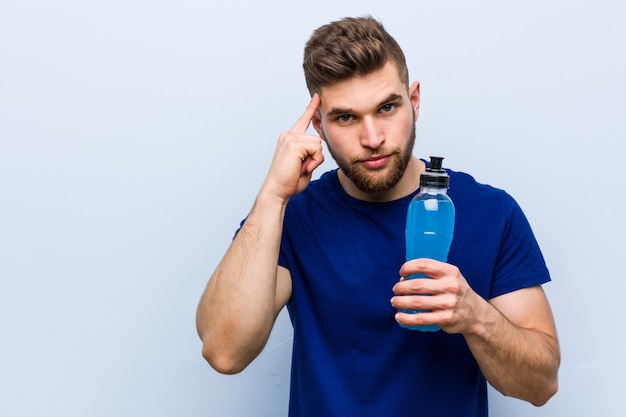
[408,296,422,309]
[414,314,429,326]
[439,312,454,327]
[278,132,293,144]
[442,293,459,310]
[408,279,427,291]
[443,281,460,295]
[413,258,429,269]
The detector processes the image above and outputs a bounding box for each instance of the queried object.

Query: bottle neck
[420,185,449,194]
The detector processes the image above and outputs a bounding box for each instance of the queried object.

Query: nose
[360,117,384,150]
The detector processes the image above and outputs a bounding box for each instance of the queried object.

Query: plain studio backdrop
[1,1,624,416]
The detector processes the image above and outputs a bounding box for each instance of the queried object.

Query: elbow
[496,365,559,407]
[531,348,561,406]
[196,311,250,374]
[499,378,558,408]
[530,377,559,407]
[201,340,250,375]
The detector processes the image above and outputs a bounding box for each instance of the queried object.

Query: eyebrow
[325,93,404,117]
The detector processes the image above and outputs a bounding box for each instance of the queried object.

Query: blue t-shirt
[277,167,550,417]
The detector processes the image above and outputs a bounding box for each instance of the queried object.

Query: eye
[380,103,396,113]
[337,114,354,123]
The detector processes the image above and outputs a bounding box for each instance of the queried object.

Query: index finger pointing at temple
[289,94,321,134]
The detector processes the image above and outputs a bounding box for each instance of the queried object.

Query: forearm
[196,192,288,374]
[464,297,560,406]
[197,95,323,373]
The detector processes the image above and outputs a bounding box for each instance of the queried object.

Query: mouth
[359,154,391,169]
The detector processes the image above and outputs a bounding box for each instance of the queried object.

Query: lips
[360,154,391,169]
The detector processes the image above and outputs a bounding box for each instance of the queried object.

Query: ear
[409,81,421,121]
[312,110,326,141]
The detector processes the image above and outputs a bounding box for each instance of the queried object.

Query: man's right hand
[261,94,324,200]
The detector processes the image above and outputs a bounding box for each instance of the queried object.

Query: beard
[325,123,416,193]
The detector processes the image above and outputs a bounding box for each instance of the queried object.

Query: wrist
[256,184,291,210]
[465,295,500,341]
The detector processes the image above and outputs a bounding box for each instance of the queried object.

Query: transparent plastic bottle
[400,156,455,331]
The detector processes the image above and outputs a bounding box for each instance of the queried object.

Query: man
[196,16,560,417]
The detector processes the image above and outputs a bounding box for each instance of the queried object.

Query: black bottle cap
[420,156,449,188]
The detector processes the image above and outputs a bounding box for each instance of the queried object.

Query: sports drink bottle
[400,156,455,331]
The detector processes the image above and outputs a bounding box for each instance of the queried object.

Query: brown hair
[303,16,409,95]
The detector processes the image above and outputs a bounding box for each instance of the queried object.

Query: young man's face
[313,61,420,195]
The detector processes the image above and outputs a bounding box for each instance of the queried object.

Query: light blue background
[1,1,624,416]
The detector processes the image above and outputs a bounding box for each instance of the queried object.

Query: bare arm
[195,196,292,374]
[392,260,560,405]
[196,95,324,374]
[465,285,560,406]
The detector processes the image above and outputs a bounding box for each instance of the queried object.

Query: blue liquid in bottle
[400,157,455,331]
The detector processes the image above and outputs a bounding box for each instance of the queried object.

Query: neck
[338,157,425,202]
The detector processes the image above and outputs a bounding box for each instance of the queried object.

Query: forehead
[318,61,407,114]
